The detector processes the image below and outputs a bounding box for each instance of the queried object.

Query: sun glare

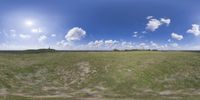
[25,20,34,27]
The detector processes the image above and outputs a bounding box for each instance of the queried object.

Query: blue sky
[0,0,200,50]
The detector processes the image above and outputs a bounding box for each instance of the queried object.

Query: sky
[1,0,200,50]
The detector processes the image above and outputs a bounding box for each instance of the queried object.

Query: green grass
[0,51,200,100]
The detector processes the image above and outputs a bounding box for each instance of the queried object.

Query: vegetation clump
[0,51,200,99]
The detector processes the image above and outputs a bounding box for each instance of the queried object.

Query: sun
[25,20,34,27]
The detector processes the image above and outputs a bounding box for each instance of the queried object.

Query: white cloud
[150,41,168,49]
[9,29,17,37]
[88,40,104,48]
[133,34,137,37]
[19,34,31,39]
[65,27,86,41]
[168,39,171,42]
[138,43,150,49]
[55,39,183,50]
[146,16,153,19]
[31,28,42,33]
[170,43,178,47]
[51,34,56,37]
[134,31,138,34]
[0,43,48,50]
[146,19,162,31]
[132,31,138,37]
[160,18,171,26]
[141,31,147,34]
[121,41,134,49]
[105,40,118,45]
[171,33,183,40]
[150,41,158,47]
[146,17,171,31]
[87,40,121,49]
[187,24,200,36]
[139,43,146,47]
[105,40,119,48]
[56,40,71,47]
[3,29,17,37]
[132,31,146,38]
[38,35,47,42]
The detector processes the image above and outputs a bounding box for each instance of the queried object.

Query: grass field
[0,51,200,100]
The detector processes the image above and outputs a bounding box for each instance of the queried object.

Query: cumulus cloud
[61,38,185,50]
[87,40,123,49]
[146,16,153,19]
[168,39,171,42]
[121,41,134,49]
[88,40,104,48]
[141,31,147,34]
[132,31,138,37]
[133,34,137,37]
[187,24,200,36]
[65,27,86,41]
[87,40,150,50]
[150,41,158,47]
[150,41,168,49]
[31,28,42,33]
[171,33,183,40]
[56,40,71,47]
[139,43,148,49]
[55,38,181,50]
[146,17,171,31]
[160,18,171,26]
[9,30,17,37]
[146,19,162,31]
[170,43,178,47]
[3,29,17,37]
[19,34,31,39]
[105,40,119,46]
[38,35,47,42]
[51,34,56,37]
[132,31,146,38]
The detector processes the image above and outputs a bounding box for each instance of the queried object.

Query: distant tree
[113,49,120,51]
[152,49,158,51]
